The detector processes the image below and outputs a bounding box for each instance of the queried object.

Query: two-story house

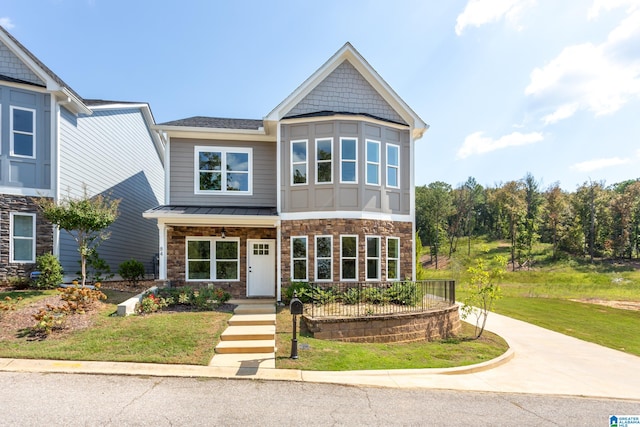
[0,26,164,281]
[145,43,427,301]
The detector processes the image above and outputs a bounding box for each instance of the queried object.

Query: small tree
[33,253,64,289]
[460,252,507,339]
[39,186,120,287]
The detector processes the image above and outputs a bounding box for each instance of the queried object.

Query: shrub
[342,287,361,305]
[76,250,114,283]
[157,286,231,310]
[31,307,66,336]
[136,293,168,314]
[33,253,64,289]
[361,287,389,305]
[118,259,145,284]
[386,281,419,306]
[8,276,30,290]
[1,296,23,315]
[284,282,312,303]
[310,285,337,305]
[58,283,107,314]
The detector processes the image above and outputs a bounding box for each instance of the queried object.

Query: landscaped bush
[341,287,361,305]
[157,286,231,311]
[310,285,337,305]
[58,284,107,314]
[361,287,389,305]
[1,296,22,315]
[118,259,145,285]
[136,293,169,314]
[7,276,30,290]
[33,253,64,289]
[385,281,419,306]
[284,281,312,303]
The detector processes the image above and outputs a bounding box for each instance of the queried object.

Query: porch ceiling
[143,205,279,227]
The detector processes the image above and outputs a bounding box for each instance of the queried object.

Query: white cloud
[457,131,544,159]
[588,0,640,20]
[455,0,535,35]
[571,157,632,172]
[0,17,15,29]
[526,8,640,123]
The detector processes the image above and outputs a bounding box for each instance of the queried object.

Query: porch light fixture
[221,228,226,239]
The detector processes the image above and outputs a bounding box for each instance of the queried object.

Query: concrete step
[234,304,275,315]
[215,339,276,354]
[228,313,276,326]
[209,353,275,368]
[221,325,275,341]
[229,299,276,305]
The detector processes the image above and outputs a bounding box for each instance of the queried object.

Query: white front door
[247,239,275,297]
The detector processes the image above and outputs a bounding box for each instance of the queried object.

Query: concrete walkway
[1,311,639,400]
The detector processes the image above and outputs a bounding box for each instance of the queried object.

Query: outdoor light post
[289,291,303,359]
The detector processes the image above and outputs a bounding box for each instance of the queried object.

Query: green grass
[0,290,231,365]
[275,308,508,371]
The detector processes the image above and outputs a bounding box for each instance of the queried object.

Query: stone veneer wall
[281,218,413,282]
[302,305,461,343]
[0,195,53,280]
[166,226,276,298]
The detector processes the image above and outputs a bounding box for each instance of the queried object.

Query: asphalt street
[0,372,636,426]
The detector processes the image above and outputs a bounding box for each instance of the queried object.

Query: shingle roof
[0,74,45,87]
[145,205,278,217]
[84,99,147,107]
[159,116,264,130]
[284,110,408,126]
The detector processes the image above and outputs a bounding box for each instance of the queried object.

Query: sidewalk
[1,312,639,400]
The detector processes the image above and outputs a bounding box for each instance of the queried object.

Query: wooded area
[416,174,640,269]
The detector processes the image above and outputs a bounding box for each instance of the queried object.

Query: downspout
[52,97,61,258]
[410,130,416,281]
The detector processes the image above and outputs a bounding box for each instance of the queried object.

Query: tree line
[416,174,640,269]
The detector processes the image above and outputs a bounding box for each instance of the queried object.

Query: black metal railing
[283,280,456,318]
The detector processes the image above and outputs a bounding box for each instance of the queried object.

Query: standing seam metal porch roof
[144,205,278,217]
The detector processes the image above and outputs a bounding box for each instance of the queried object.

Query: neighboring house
[144,43,427,300]
[0,26,165,281]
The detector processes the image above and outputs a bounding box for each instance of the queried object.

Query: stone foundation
[302,305,460,343]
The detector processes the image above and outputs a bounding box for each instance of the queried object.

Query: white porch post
[158,222,167,280]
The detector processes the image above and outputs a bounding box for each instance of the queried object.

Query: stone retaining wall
[301,305,460,343]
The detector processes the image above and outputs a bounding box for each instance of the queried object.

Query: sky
[2,0,639,191]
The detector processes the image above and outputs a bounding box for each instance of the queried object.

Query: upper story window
[366,139,380,186]
[340,137,357,183]
[10,212,36,263]
[195,146,252,194]
[291,140,308,185]
[11,106,36,158]
[386,144,400,188]
[291,236,308,281]
[316,138,333,184]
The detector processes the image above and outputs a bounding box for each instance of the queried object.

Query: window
[10,212,36,263]
[195,147,251,194]
[340,137,357,183]
[387,237,400,281]
[291,140,308,185]
[186,238,239,281]
[366,236,380,280]
[366,140,380,185]
[340,235,358,281]
[291,236,307,281]
[315,235,332,281]
[386,144,400,188]
[11,106,35,158]
[316,138,333,184]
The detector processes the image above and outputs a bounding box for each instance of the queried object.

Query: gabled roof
[0,25,90,115]
[266,42,428,139]
[160,116,264,130]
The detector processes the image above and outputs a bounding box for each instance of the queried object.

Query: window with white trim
[291,140,308,185]
[386,144,400,188]
[291,236,308,281]
[315,235,332,281]
[11,106,35,158]
[387,237,400,281]
[186,238,240,281]
[195,147,251,194]
[340,137,357,183]
[340,235,358,281]
[10,212,36,263]
[366,139,380,185]
[316,138,333,184]
[366,236,380,280]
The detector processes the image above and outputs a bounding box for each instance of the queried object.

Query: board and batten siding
[58,106,164,277]
[169,138,277,207]
[280,119,410,215]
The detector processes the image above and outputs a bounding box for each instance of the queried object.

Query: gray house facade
[0,26,164,281]
[145,43,427,300]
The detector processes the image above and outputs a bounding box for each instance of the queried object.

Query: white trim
[0,186,54,197]
[314,235,333,281]
[165,135,171,204]
[366,139,380,186]
[276,223,282,301]
[339,137,358,184]
[386,143,400,189]
[280,114,409,130]
[340,234,358,281]
[365,235,381,281]
[290,139,308,186]
[10,212,36,263]
[276,123,282,211]
[10,106,36,159]
[315,137,333,185]
[52,97,61,257]
[386,236,400,281]
[280,210,412,223]
[158,223,167,280]
[185,237,241,282]
[145,213,279,228]
[410,132,416,281]
[194,146,253,195]
[290,236,308,281]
